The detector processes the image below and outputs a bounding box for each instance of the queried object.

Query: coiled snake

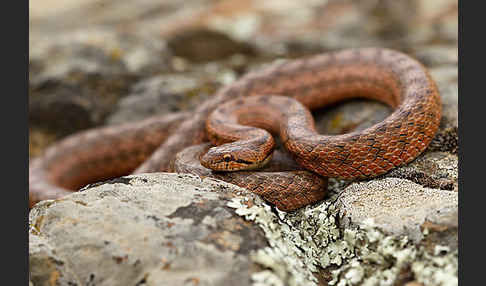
[29,48,441,211]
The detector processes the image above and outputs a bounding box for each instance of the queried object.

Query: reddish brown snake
[29,48,441,211]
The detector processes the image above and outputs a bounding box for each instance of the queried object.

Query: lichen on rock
[228,181,458,286]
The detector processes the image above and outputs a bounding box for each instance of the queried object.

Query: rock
[29,235,64,286]
[29,32,129,81]
[29,128,58,158]
[229,182,458,286]
[106,61,242,124]
[313,99,391,135]
[29,31,144,137]
[404,282,424,286]
[413,45,458,67]
[358,0,419,40]
[29,29,172,76]
[29,173,269,286]
[106,73,220,124]
[167,29,256,63]
[432,70,458,128]
[29,73,135,136]
[337,177,458,242]
[387,151,458,191]
[428,126,458,154]
[428,65,458,154]
[420,207,458,253]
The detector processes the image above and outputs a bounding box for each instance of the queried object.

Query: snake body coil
[29,48,441,211]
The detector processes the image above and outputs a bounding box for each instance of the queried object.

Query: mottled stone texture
[29,173,268,286]
[337,178,458,243]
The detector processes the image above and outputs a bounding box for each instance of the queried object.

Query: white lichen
[412,247,458,286]
[227,182,458,286]
[251,270,285,286]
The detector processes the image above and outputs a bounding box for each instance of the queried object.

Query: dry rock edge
[337,177,458,243]
[29,173,269,286]
[29,172,459,285]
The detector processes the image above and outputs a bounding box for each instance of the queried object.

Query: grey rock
[387,151,458,191]
[29,72,138,136]
[432,70,458,128]
[337,177,458,242]
[30,31,129,81]
[359,0,420,40]
[420,206,458,252]
[29,234,65,286]
[106,73,217,124]
[167,29,256,63]
[428,66,458,154]
[413,45,458,67]
[29,173,268,286]
[29,31,147,136]
[30,29,171,77]
[314,99,391,135]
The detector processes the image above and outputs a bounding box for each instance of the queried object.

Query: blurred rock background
[29,0,457,157]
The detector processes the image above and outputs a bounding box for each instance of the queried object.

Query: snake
[29,48,441,211]
[172,143,327,211]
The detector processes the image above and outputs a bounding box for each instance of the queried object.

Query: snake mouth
[201,145,274,172]
[233,152,273,171]
[235,158,254,165]
[205,153,273,172]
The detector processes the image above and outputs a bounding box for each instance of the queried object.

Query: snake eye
[223,154,232,162]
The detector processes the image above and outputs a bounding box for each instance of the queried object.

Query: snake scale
[29,48,441,211]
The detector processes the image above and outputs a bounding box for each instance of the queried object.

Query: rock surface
[337,178,458,243]
[387,151,458,191]
[29,173,268,286]
[30,174,458,286]
[106,72,225,124]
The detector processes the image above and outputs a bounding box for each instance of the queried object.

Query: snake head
[200,142,273,171]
